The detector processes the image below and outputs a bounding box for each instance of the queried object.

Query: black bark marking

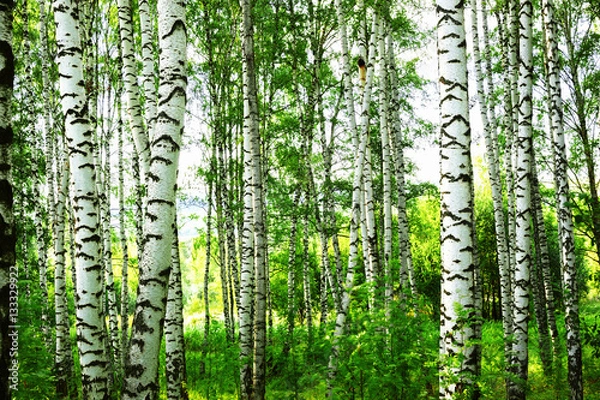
[161,19,186,41]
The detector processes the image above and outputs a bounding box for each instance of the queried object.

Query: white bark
[54,0,110,397]
[470,0,511,329]
[54,146,71,397]
[388,40,416,299]
[495,12,516,387]
[285,192,299,353]
[377,16,393,313]
[117,0,150,181]
[121,0,186,397]
[239,0,267,398]
[327,6,377,395]
[118,103,130,373]
[165,218,187,399]
[543,0,583,397]
[436,0,478,396]
[509,0,534,396]
[302,209,313,341]
[138,0,158,138]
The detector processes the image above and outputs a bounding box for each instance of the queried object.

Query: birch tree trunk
[0,1,14,396]
[118,104,130,372]
[509,0,534,396]
[358,10,379,292]
[302,207,313,344]
[377,15,392,313]
[284,190,299,355]
[54,1,110,397]
[165,217,188,399]
[117,0,150,181]
[214,142,234,342]
[327,4,376,394]
[41,0,60,359]
[101,121,120,379]
[239,0,267,397]
[360,15,380,309]
[530,159,554,371]
[121,0,186,397]
[138,0,158,138]
[436,0,478,396]
[470,0,511,338]
[495,12,516,389]
[543,0,583,397]
[388,41,416,299]
[54,154,71,398]
[204,175,212,343]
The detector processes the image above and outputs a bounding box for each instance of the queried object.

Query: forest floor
[172,298,600,400]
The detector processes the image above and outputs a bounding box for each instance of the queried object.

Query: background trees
[2,0,600,399]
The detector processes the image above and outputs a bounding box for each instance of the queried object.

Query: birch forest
[2,0,600,398]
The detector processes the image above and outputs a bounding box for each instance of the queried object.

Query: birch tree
[543,0,583,397]
[388,40,416,299]
[377,14,393,312]
[54,150,71,398]
[470,0,511,345]
[509,0,534,396]
[118,103,130,372]
[54,0,110,397]
[239,0,267,397]
[121,0,187,397]
[165,217,188,399]
[327,3,376,395]
[117,0,150,181]
[436,0,478,396]
[495,11,516,386]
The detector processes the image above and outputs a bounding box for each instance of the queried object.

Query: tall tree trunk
[471,0,511,338]
[121,0,186,396]
[543,0,583,397]
[388,41,416,300]
[165,217,189,400]
[357,7,379,295]
[284,191,299,356]
[54,1,110,397]
[327,3,376,394]
[117,0,150,181]
[138,0,157,139]
[436,0,478,396]
[495,11,516,392]
[509,0,534,396]
[101,119,120,380]
[54,153,72,398]
[239,0,267,397]
[119,0,148,267]
[0,1,15,396]
[302,206,313,345]
[377,15,392,314]
[359,15,380,309]
[203,191,214,370]
[214,145,234,342]
[118,102,130,373]
[204,176,213,342]
[530,158,555,372]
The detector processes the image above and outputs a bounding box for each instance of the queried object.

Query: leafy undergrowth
[13,293,600,399]
[183,299,600,399]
